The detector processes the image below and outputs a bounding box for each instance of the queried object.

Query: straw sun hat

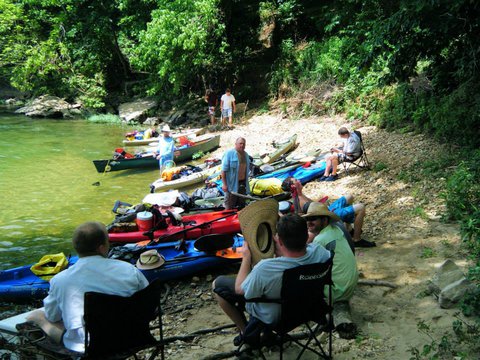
[136,250,165,270]
[301,202,341,222]
[238,199,279,265]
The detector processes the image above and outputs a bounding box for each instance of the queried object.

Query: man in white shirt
[26,222,149,353]
[220,88,236,129]
[320,127,361,182]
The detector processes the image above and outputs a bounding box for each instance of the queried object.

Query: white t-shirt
[43,255,149,353]
[221,94,235,110]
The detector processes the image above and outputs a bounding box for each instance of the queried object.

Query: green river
[0,112,168,269]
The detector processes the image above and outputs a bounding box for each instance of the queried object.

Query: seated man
[303,202,359,338]
[319,127,361,181]
[302,202,358,302]
[212,213,331,344]
[26,221,149,354]
[291,178,375,248]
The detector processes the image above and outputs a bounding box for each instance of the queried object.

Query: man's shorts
[208,106,215,116]
[213,275,246,311]
[222,108,233,118]
[328,196,355,223]
[337,153,358,163]
[223,181,246,210]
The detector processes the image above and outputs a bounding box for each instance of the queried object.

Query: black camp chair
[342,130,370,175]
[238,254,334,360]
[19,280,165,360]
[83,279,165,360]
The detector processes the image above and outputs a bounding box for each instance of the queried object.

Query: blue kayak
[256,160,327,184]
[0,234,243,303]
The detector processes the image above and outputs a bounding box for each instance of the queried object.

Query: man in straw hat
[26,222,148,354]
[302,202,359,338]
[155,124,176,169]
[221,137,250,210]
[290,178,375,248]
[212,213,330,345]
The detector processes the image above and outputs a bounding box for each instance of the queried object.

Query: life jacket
[161,166,188,181]
[30,253,69,281]
[177,136,194,147]
[249,178,283,197]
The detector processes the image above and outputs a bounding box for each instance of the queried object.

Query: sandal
[233,333,244,346]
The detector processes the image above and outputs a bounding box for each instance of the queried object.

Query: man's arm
[235,242,252,295]
[232,99,236,112]
[221,171,228,192]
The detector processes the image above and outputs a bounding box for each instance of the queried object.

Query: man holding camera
[319,127,361,181]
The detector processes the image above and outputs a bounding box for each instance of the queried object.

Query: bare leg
[331,157,339,175]
[352,203,365,242]
[228,115,233,127]
[323,155,333,176]
[26,310,65,344]
[213,291,247,333]
[210,115,216,125]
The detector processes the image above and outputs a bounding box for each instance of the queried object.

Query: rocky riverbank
[1,109,477,359]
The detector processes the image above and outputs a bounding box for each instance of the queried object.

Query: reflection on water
[0,113,164,268]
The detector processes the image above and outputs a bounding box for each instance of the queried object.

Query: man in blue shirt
[221,137,250,209]
[212,214,330,344]
[155,125,175,170]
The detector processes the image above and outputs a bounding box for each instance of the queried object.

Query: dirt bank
[159,112,473,359]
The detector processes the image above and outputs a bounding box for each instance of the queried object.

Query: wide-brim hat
[239,199,279,265]
[301,202,341,222]
[161,124,171,132]
[136,249,165,270]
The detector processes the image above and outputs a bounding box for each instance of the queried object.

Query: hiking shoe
[233,333,244,346]
[325,174,339,181]
[317,176,328,182]
[354,239,376,248]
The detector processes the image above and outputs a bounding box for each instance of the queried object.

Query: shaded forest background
[1,0,479,326]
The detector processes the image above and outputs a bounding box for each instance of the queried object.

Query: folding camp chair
[238,254,334,360]
[18,280,165,360]
[342,130,370,175]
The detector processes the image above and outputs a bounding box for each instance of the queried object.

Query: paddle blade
[194,234,235,253]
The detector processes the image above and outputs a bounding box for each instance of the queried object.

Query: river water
[0,112,166,269]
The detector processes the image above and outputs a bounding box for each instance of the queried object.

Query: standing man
[205,88,218,125]
[220,88,236,129]
[155,124,176,170]
[26,222,149,354]
[212,214,331,344]
[320,127,361,181]
[221,137,250,210]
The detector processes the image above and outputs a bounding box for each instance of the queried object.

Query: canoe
[123,128,205,147]
[252,134,298,167]
[108,209,240,244]
[0,235,243,303]
[92,134,221,173]
[150,164,222,193]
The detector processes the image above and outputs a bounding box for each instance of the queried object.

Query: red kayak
[108,210,240,244]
